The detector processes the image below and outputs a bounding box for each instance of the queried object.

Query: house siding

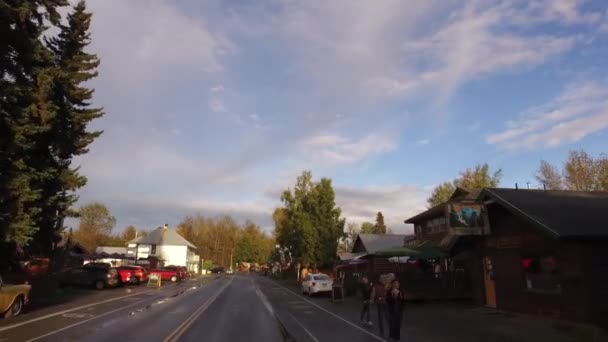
[474,203,592,322]
[158,245,187,267]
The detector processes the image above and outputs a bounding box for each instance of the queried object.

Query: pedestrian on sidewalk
[374,276,390,337]
[359,276,374,326]
[386,279,405,341]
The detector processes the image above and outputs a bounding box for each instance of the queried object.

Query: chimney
[515,183,518,190]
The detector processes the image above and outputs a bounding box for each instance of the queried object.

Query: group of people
[359,274,405,341]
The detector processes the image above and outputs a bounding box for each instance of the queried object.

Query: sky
[69,0,608,234]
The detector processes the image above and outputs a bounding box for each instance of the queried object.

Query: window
[313,275,330,281]
[521,255,561,294]
[151,244,157,254]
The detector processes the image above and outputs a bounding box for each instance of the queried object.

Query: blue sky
[71,0,608,234]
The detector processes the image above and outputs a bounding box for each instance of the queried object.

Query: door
[483,256,497,308]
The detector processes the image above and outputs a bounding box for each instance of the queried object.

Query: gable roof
[129,227,196,248]
[481,188,608,238]
[354,234,414,254]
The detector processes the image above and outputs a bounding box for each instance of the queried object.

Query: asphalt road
[1,274,387,342]
[0,275,285,342]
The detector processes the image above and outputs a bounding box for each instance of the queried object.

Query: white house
[127,224,200,274]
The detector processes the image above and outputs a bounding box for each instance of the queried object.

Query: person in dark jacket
[359,276,373,325]
[386,279,405,341]
[374,278,390,337]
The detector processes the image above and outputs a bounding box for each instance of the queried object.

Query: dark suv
[59,264,120,290]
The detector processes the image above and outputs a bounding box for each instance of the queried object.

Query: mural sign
[448,203,486,229]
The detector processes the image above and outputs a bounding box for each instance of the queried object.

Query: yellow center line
[163,276,234,342]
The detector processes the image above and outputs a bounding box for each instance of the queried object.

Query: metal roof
[355,234,414,254]
[481,188,608,238]
[128,226,196,248]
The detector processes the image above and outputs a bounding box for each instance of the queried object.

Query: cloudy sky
[70,0,608,234]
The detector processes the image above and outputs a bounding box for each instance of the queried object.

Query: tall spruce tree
[0,1,68,245]
[34,0,103,254]
[373,211,387,234]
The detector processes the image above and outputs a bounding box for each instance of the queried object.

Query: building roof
[95,247,127,255]
[354,234,414,254]
[128,226,196,248]
[480,188,608,238]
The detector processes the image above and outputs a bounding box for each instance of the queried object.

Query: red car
[166,266,189,279]
[149,268,181,282]
[116,266,149,285]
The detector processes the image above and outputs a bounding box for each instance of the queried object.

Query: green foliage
[360,222,375,234]
[234,221,273,265]
[427,164,502,207]
[1,1,103,251]
[275,171,345,268]
[373,212,387,234]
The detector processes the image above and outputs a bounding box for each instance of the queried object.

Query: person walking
[359,276,374,326]
[374,277,390,337]
[386,279,405,341]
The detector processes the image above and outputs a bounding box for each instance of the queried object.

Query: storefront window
[521,256,561,294]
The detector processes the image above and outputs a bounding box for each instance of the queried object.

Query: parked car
[165,266,188,279]
[0,275,31,318]
[301,274,333,296]
[149,268,181,282]
[226,268,234,275]
[119,265,148,284]
[59,265,120,290]
[21,257,50,278]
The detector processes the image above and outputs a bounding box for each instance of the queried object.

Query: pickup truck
[0,275,31,318]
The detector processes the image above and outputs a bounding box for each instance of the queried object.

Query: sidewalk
[272,277,606,342]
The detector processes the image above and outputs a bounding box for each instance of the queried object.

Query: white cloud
[301,133,397,165]
[416,139,430,146]
[486,81,608,149]
[334,185,429,234]
[87,0,234,92]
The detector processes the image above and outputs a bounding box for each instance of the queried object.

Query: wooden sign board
[147,273,161,288]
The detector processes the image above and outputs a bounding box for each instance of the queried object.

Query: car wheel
[170,276,177,282]
[94,280,105,290]
[133,277,140,285]
[4,296,24,318]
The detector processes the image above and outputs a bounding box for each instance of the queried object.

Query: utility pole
[230,251,233,270]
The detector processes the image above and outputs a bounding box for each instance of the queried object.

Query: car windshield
[313,275,330,281]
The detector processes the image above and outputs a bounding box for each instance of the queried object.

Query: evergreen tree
[0,0,67,245]
[34,1,104,253]
[373,211,387,234]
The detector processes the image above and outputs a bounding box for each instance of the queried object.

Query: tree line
[176,215,274,268]
[427,149,608,207]
[1,1,103,255]
[69,202,147,253]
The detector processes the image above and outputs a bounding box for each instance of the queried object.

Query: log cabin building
[404,187,608,327]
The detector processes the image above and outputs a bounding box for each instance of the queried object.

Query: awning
[375,246,447,259]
